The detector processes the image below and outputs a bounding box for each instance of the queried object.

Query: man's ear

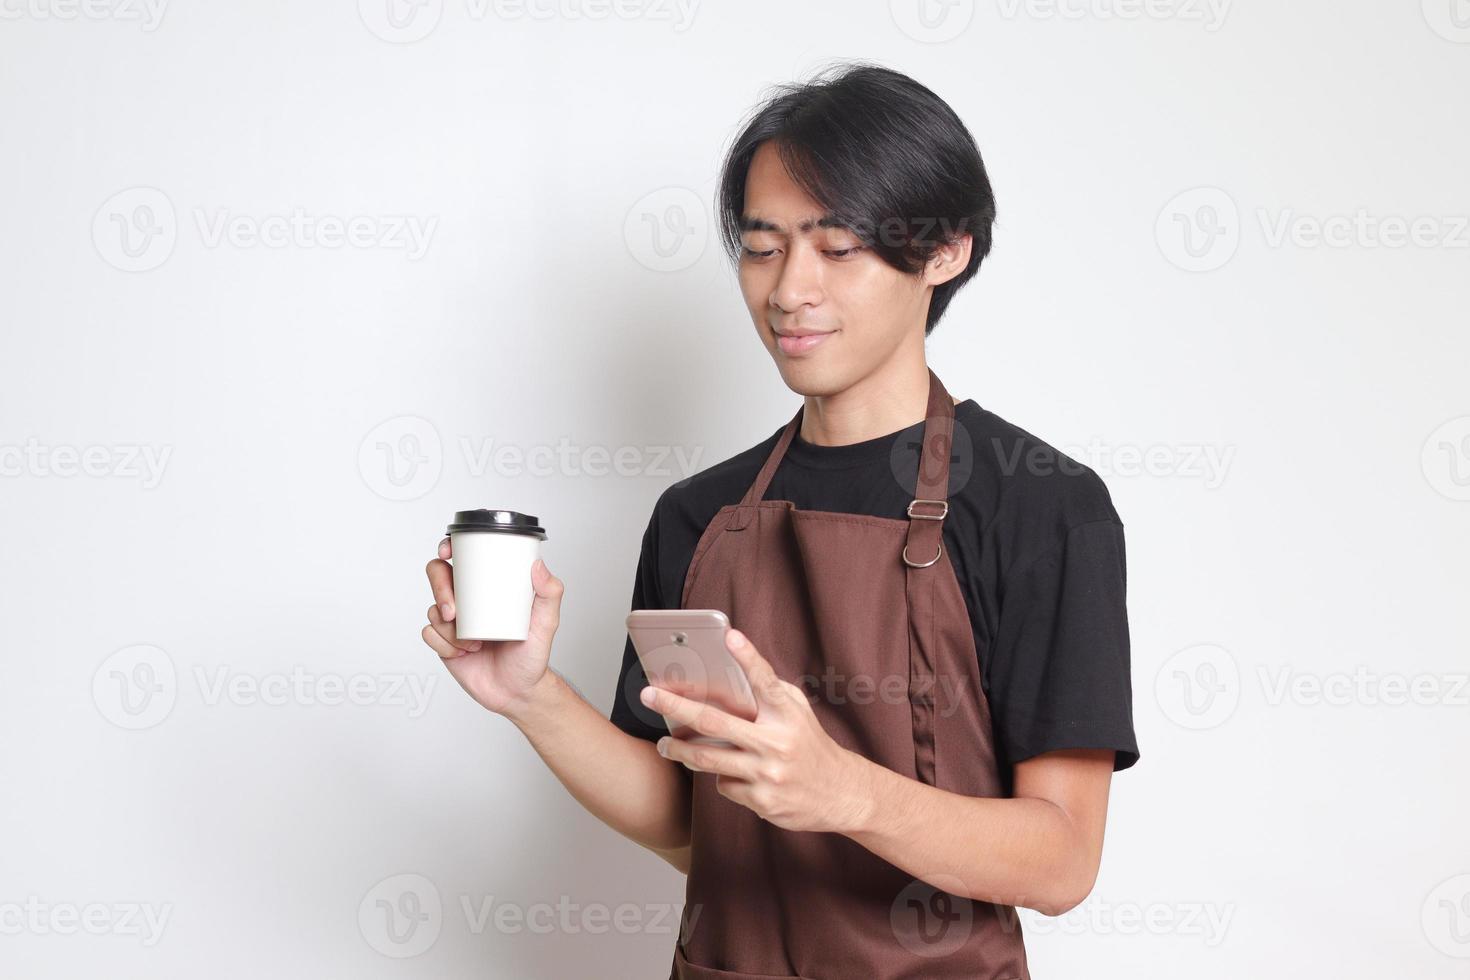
[922,233,973,288]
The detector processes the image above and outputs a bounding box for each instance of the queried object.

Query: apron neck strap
[739,367,956,509]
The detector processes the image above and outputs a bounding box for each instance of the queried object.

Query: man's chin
[770,354,851,399]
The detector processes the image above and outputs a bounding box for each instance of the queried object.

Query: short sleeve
[988,519,1139,771]
[608,507,672,742]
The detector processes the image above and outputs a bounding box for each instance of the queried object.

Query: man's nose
[770,244,824,312]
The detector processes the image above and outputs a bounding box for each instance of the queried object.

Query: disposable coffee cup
[446,509,548,641]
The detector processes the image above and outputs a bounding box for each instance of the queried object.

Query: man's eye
[825,245,865,258]
[742,247,777,259]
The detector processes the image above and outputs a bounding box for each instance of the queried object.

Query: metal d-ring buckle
[902,541,942,568]
[906,498,949,520]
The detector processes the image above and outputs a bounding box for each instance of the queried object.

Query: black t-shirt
[608,398,1140,781]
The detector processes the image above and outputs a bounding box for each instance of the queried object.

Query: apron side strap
[914,424,955,502]
[904,516,944,786]
[741,405,804,507]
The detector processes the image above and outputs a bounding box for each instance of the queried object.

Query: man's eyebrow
[738,213,850,235]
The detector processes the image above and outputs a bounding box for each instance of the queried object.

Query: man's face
[736,141,941,396]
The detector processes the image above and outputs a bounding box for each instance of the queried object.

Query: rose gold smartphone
[625,609,758,748]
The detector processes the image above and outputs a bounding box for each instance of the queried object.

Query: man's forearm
[841,754,1093,914]
[504,668,691,862]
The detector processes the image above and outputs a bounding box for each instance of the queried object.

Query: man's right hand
[422,538,565,719]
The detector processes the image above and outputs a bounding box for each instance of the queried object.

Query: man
[423,61,1138,979]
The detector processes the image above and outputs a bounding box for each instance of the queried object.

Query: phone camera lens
[672,632,687,645]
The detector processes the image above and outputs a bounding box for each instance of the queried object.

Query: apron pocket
[672,944,815,980]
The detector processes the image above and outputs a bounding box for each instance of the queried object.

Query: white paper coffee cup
[446,509,547,641]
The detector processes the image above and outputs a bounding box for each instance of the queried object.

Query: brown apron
[669,368,1030,980]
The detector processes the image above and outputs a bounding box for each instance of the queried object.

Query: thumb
[526,558,565,642]
[725,627,790,711]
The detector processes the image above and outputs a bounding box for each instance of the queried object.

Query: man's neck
[798,361,959,447]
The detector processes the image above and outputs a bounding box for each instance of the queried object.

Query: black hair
[716,61,996,337]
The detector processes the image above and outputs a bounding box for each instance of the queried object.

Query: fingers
[526,558,565,643]
[640,685,759,748]
[426,555,455,621]
[438,537,452,560]
[427,604,481,653]
[421,618,467,660]
[657,736,760,780]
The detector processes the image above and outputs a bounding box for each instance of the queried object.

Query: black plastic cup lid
[446,509,547,539]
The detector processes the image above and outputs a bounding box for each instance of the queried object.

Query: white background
[2,1,1468,977]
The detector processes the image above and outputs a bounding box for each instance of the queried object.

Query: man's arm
[643,629,1115,910]
[649,844,692,875]
[840,748,1113,914]
[504,667,693,873]
[423,539,691,873]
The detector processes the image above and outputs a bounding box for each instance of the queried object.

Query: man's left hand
[639,627,873,834]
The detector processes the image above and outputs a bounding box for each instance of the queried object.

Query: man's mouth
[773,328,837,356]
